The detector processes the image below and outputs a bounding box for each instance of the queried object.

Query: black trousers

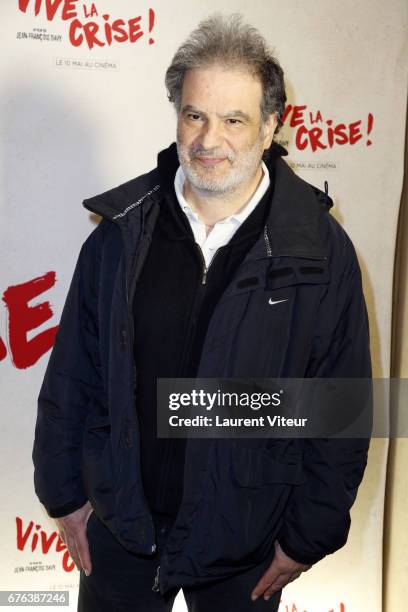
[78,511,282,612]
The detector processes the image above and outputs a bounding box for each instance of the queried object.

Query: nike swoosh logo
[268,298,289,306]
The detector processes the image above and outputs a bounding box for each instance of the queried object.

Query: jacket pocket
[84,415,111,448]
[230,444,305,487]
[186,441,302,575]
[266,259,330,291]
[81,415,115,520]
[85,509,95,535]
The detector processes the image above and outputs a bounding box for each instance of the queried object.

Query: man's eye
[226,118,242,125]
[188,114,201,120]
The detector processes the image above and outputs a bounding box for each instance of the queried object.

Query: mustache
[187,146,235,161]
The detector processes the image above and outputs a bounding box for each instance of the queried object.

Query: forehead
[180,65,263,117]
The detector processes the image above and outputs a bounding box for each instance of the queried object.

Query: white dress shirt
[174,161,270,268]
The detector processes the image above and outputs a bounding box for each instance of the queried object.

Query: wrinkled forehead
[180,64,264,119]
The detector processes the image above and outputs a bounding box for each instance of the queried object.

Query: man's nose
[198,119,224,151]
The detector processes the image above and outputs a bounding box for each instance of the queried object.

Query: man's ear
[262,113,278,151]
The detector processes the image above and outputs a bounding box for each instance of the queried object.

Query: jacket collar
[254,154,331,260]
[82,141,332,259]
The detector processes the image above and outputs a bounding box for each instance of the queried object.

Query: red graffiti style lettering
[0,337,6,361]
[41,530,59,554]
[2,272,58,369]
[16,517,34,551]
[102,17,127,45]
[83,2,97,18]
[69,13,143,48]
[69,18,103,47]
[16,516,75,572]
[349,120,363,145]
[19,1,156,49]
[61,0,77,20]
[63,551,75,572]
[148,8,155,45]
[18,0,78,21]
[282,105,374,151]
[281,105,293,125]
[295,126,309,151]
[367,113,374,146]
[308,127,327,151]
[282,601,346,612]
[310,110,323,124]
[331,123,348,146]
[129,16,143,43]
[283,105,307,127]
[283,604,301,612]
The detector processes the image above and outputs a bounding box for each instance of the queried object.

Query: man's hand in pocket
[55,501,94,576]
[251,540,312,602]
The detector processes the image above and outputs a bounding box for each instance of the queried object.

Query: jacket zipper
[152,243,221,593]
[127,255,139,394]
[263,225,328,261]
[152,565,160,592]
[199,245,221,284]
[175,243,220,376]
[263,225,272,257]
[155,243,220,512]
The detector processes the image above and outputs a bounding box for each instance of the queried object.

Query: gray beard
[176,134,265,198]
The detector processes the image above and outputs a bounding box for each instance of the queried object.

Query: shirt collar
[174,161,270,227]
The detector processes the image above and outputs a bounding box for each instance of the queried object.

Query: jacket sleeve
[32,221,107,518]
[277,221,372,565]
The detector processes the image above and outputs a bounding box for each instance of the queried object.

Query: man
[32,12,372,612]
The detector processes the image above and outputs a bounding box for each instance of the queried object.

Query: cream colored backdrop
[1,1,407,611]
[384,115,408,612]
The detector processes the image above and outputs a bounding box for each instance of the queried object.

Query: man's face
[176,64,277,196]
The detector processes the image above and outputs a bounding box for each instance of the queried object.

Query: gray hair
[165,13,287,134]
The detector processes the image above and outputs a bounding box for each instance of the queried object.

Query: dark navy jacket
[32,141,372,595]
